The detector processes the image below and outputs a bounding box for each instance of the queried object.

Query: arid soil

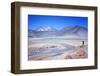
[28,38,88,60]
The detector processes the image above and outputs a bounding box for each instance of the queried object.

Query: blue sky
[28,15,88,30]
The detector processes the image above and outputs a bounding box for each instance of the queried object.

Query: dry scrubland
[28,37,88,60]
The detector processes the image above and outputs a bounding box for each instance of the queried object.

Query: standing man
[82,41,84,46]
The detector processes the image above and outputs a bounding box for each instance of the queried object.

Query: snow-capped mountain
[36,26,57,32]
[28,25,88,39]
[28,26,58,37]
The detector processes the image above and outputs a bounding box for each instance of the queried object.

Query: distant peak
[36,26,57,31]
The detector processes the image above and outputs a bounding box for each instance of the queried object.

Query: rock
[63,53,72,59]
[71,46,87,59]
[63,46,87,59]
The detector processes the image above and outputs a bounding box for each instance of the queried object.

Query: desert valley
[28,25,88,60]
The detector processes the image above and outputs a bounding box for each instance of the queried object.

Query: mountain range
[35,26,57,32]
[28,25,88,39]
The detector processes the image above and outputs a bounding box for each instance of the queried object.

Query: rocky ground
[63,45,88,59]
[28,38,88,60]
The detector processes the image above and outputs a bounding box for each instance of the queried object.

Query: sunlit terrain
[28,15,88,61]
[28,37,88,60]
